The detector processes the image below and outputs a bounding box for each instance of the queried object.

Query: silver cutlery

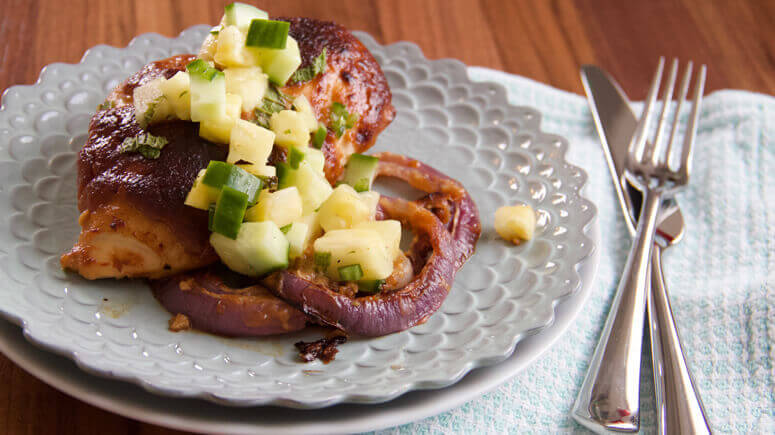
[572,58,706,433]
[579,64,711,434]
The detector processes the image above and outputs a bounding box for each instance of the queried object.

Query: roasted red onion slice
[264,153,482,336]
[265,196,458,336]
[150,266,309,337]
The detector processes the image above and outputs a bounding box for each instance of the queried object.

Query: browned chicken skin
[62,18,395,279]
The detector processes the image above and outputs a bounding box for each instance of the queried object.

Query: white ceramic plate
[0,222,598,433]
[0,25,596,407]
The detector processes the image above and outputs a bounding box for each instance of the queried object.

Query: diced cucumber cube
[202,161,262,204]
[256,36,302,85]
[245,19,290,49]
[337,264,363,282]
[228,119,274,165]
[224,2,268,32]
[199,93,242,144]
[224,66,268,112]
[342,153,379,192]
[313,228,393,280]
[188,60,227,123]
[357,280,385,293]
[317,184,371,232]
[270,109,310,148]
[211,186,249,239]
[245,187,303,227]
[210,221,289,276]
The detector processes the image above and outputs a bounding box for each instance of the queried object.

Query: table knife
[574,65,711,434]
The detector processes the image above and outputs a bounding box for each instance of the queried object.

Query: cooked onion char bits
[61,3,485,339]
[295,336,347,364]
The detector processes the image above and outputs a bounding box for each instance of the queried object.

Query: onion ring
[264,153,481,336]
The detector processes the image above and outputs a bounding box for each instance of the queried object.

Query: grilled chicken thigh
[61,18,394,279]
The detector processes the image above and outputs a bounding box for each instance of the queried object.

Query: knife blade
[580,66,642,233]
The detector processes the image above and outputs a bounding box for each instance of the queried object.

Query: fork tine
[678,64,706,180]
[648,58,679,167]
[664,62,693,170]
[631,57,665,163]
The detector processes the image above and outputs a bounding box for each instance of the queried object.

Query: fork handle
[649,244,712,434]
[572,189,662,433]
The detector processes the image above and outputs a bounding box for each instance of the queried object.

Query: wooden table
[0,0,772,433]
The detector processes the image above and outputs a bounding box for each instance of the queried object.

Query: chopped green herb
[279,223,292,234]
[253,84,292,128]
[311,124,327,148]
[290,48,327,84]
[329,102,359,138]
[119,132,169,159]
[179,90,188,98]
[143,95,167,126]
[97,100,115,111]
[209,25,222,35]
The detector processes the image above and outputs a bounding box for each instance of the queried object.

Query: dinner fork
[573,58,706,432]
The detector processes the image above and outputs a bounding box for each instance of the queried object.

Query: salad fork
[573,58,706,432]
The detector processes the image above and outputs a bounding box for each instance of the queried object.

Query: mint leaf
[120,132,169,159]
[289,48,327,84]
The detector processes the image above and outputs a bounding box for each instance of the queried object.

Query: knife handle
[572,191,662,433]
[648,244,712,435]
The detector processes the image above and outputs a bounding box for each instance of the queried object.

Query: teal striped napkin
[378,67,775,434]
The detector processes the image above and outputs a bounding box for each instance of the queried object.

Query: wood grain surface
[0,0,773,433]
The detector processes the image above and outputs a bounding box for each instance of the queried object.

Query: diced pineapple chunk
[317,184,371,232]
[314,229,393,280]
[353,220,401,256]
[198,34,218,62]
[359,191,380,219]
[228,119,274,165]
[159,71,191,120]
[296,162,333,214]
[133,77,173,127]
[184,169,220,210]
[494,204,536,244]
[245,187,303,227]
[285,222,311,259]
[199,93,242,144]
[224,66,268,112]
[292,95,319,132]
[270,110,311,148]
[214,26,260,68]
[238,164,276,178]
